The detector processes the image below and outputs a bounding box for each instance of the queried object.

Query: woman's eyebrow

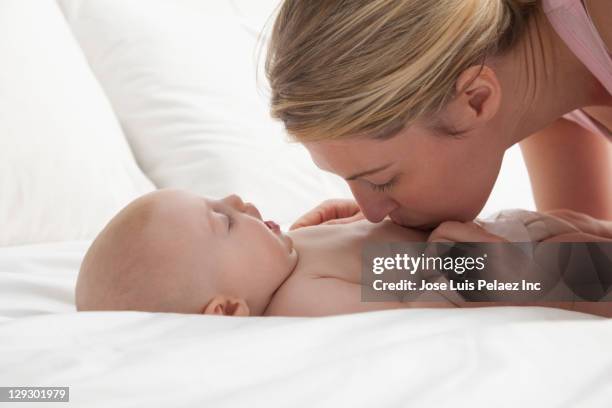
[345,163,392,181]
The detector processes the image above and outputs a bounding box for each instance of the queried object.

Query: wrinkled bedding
[1,242,612,407]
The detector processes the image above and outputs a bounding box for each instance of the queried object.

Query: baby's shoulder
[264,269,360,317]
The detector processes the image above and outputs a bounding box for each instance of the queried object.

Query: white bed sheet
[2,242,612,407]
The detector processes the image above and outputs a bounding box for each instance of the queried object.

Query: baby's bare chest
[289,221,427,282]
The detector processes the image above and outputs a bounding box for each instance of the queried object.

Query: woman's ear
[436,65,502,135]
[202,295,250,316]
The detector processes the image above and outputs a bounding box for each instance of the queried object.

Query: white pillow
[0,0,155,246]
[57,0,352,226]
[480,146,535,217]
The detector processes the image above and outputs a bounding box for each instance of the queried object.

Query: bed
[1,1,611,406]
[2,242,612,407]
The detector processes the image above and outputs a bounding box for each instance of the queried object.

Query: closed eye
[369,176,398,193]
[213,209,233,231]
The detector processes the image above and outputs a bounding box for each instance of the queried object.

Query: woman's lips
[264,220,280,234]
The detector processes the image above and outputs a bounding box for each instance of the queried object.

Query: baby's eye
[225,213,233,230]
[213,209,233,231]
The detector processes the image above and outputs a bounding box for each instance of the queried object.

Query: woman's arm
[544,209,612,239]
[520,118,612,220]
[542,232,612,242]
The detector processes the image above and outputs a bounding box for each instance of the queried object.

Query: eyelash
[370,177,397,193]
[214,209,233,230]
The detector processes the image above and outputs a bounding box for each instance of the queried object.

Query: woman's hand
[290,199,365,230]
[544,209,612,239]
[427,221,508,243]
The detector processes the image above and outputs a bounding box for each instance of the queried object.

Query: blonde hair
[265,0,538,141]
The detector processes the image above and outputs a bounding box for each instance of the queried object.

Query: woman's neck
[490,5,610,147]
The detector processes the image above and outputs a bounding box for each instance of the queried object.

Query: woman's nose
[352,188,398,223]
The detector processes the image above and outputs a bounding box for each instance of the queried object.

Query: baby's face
[77,189,298,316]
[188,191,299,313]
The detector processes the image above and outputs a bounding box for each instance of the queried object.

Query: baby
[77,189,612,317]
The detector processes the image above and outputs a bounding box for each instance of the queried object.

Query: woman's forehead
[304,137,404,177]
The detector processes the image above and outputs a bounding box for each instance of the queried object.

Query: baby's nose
[221,195,262,220]
[243,202,262,220]
[222,194,245,209]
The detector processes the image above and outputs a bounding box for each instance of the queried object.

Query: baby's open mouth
[264,220,280,234]
[264,220,294,253]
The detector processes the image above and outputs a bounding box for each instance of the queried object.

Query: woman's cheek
[394,178,432,211]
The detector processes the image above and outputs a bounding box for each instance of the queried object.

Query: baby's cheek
[263,240,293,272]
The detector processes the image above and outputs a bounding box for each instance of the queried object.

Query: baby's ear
[202,295,250,316]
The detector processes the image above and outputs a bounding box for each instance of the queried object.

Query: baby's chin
[281,232,295,254]
[288,244,299,269]
[284,232,301,274]
[266,222,297,261]
[279,234,299,278]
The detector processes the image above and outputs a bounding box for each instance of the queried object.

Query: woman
[265,0,611,241]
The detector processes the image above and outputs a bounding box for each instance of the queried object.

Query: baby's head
[77,189,298,316]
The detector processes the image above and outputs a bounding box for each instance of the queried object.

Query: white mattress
[2,242,612,407]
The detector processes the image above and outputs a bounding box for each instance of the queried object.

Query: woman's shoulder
[544,0,611,53]
[583,0,612,52]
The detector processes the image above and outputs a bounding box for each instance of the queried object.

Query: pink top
[542,0,612,139]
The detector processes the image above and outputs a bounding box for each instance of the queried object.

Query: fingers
[290,208,326,230]
[542,232,612,242]
[322,212,365,225]
[329,199,362,219]
[545,209,612,238]
[291,199,341,230]
[290,199,360,230]
[428,221,508,243]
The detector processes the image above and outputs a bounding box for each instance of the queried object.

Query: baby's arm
[285,276,612,317]
[272,275,455,317]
